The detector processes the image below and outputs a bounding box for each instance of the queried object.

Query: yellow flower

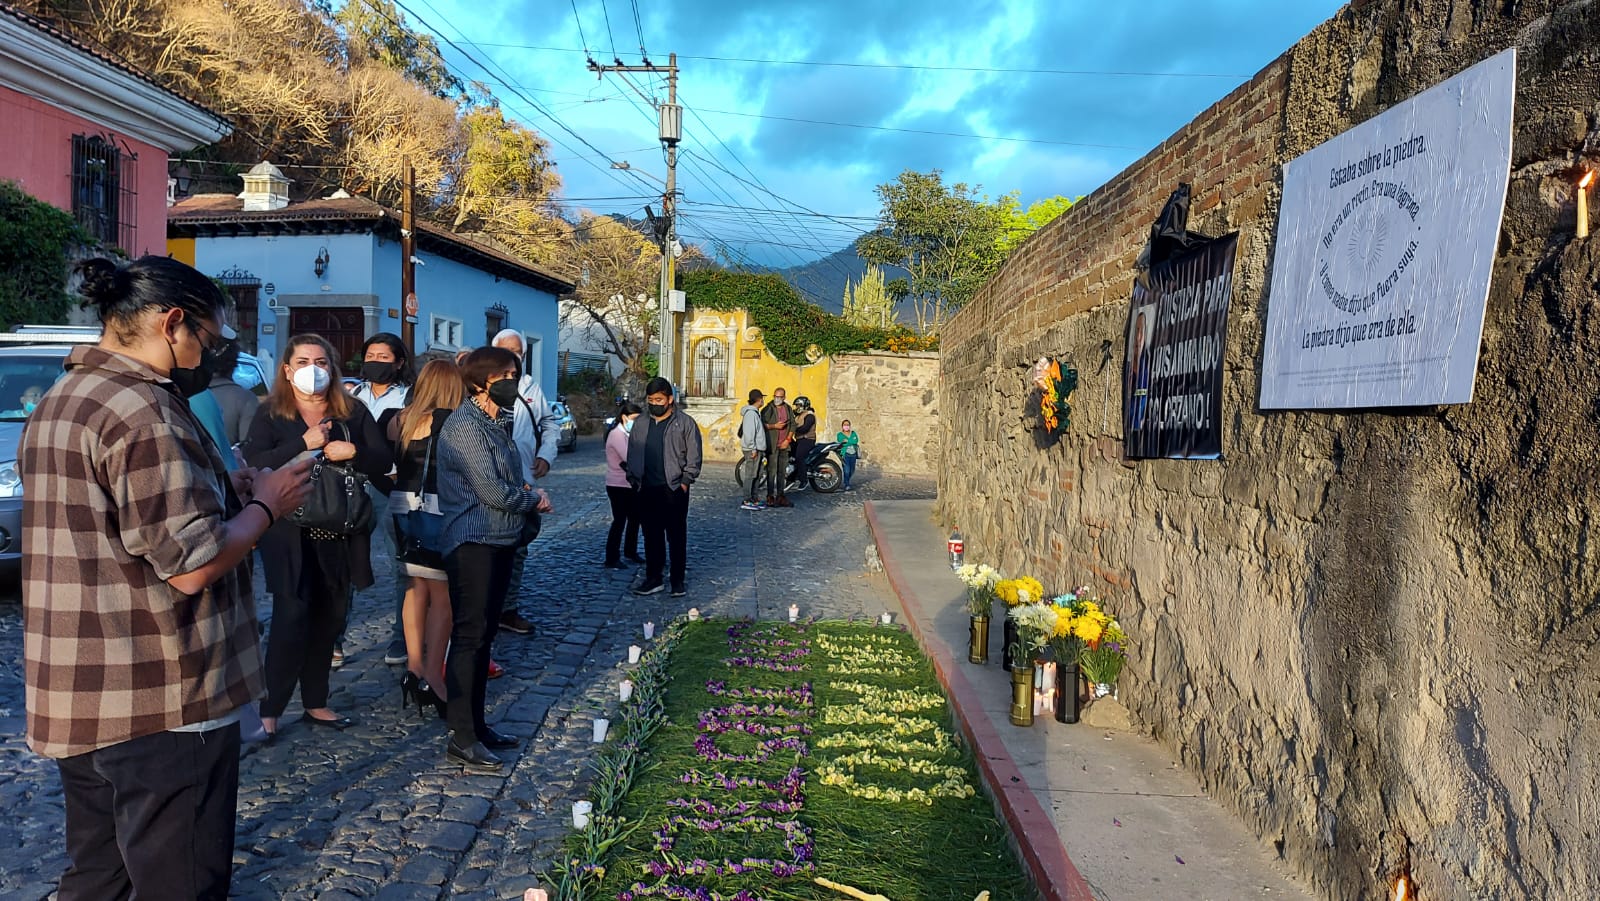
[1073,617,1104,644]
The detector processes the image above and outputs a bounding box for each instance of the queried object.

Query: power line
[597,0,619,61]
[464,43,1252,79]
[567,0,590,54]
[628,0,647,58]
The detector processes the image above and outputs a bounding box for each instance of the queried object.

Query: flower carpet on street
[556,619,1033,901]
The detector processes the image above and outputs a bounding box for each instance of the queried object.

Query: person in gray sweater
[625,377,702,597]
[436,347,551,773]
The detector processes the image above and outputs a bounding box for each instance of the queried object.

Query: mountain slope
[761,241,909,321]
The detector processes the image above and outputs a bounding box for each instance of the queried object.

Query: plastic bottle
[948,528,965,570]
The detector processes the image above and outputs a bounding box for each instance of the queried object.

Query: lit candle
[592,717,610,743]
[524,890,550,901]
[643,621,656,639]
[788,604,799,623]
[627,645,641,664]
[1579,170,1594,239]
[880,611,893,625]
[571,800,592,829]
[687,608,700,621]
[619,679,634,702]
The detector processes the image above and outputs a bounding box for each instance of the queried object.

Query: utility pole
[400,157,417,353]
[590,53,680,386]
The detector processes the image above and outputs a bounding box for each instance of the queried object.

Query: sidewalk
[866,499,1315,901]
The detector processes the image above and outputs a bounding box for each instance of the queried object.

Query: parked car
[551,395,578,452]
[0,327,269,579]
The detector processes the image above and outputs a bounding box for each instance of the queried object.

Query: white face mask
[291,364,331,395]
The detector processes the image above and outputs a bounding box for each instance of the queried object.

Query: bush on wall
[0,181,92,329]
[681,270,937,366]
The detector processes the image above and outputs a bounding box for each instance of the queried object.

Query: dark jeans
[605,485,642,562]
[57,723,241,901]
[842,455,856,487]
[767,447,790,498]
[263,535,349,717]
[444,542,516,739]
[640,485,689,589]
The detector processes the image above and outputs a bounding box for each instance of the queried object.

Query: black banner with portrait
[1122,233,1238,459]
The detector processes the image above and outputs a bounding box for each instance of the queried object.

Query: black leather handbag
[290,421,374,536]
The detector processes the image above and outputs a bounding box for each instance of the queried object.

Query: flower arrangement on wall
[1031,356,1079,438]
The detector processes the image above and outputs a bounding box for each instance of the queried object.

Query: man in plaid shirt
[20,256,310,900]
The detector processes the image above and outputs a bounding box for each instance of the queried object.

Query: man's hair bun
[76,257,128,316]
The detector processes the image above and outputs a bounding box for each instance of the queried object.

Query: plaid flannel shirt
[19,346,261,758]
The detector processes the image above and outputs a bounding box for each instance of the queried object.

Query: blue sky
[406,0,1347,266]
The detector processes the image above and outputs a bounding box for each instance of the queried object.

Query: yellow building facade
[676,308,831,462]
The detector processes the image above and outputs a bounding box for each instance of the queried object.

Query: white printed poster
[1259,48,1515,409]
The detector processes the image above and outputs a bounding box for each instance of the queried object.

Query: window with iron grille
[688,338,728,398]
[71,134,138,251]
[215,268,262,356]
[485,306,506,345]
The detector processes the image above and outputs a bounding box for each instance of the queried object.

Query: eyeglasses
[189,319,235,354]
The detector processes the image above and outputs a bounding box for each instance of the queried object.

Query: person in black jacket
[626,378,702,598]
[242,334,392,737]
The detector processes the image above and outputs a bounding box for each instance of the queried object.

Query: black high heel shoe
[418,679,448,720]
[401,672,428,716]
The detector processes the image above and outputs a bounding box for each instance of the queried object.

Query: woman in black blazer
[242,334,392,737]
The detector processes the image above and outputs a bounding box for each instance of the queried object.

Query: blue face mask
[622,417,636,434]
[22,400,36,414]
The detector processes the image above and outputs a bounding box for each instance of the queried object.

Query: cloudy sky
[410,0,1346,267]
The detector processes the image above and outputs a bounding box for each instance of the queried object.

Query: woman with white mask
[241,334,392,737]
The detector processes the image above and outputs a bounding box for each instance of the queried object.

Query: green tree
[842,264,895,330]
[334,0,463,99]
[857,169,1011,335]
[997,194,1075,256]
[0,182,90,328]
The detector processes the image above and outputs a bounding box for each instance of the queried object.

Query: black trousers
[605,486,642,562]
[640,485,689,589]
[262,534,349,718]
[444,542,516,739]
[57,723,241,901]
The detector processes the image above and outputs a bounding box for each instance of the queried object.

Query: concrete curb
[866,500,1097,901]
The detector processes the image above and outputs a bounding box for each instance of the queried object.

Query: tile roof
[169,194,576,294]
[0,2,227,124]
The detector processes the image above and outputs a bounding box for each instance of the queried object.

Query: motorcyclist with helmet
[789,396,817,491]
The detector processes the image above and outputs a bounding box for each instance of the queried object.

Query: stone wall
[937,2,1600,900]
[827,351,941,476]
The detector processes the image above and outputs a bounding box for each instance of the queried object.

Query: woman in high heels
[243,335,392,735]
[387,360,462,717]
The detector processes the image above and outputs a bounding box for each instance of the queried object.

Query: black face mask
[647,402,670,418]
[361,360,398,385]
[486,378,521,410]
[168,328,226,399]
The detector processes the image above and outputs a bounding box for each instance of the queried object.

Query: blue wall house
[168,163,572,389]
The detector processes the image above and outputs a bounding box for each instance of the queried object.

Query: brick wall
[939,2,1600,899]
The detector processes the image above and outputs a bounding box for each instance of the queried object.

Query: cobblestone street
[0,436,932,899]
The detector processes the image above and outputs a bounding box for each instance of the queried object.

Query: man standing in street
[739,388,767,511]
[21,256,311,900]
[627,377,702,597]
[761,387,795,508]
[491,328,561,635]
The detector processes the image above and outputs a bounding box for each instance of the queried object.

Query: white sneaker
[331,645,345,668]
[740,501,762,511]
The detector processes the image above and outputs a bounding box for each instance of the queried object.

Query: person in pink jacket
[604,402,645,568]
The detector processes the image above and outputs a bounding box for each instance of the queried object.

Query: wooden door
[288,307,365,375]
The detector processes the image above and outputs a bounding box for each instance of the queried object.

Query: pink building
[0,4,229,257]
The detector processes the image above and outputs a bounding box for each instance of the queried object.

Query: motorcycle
[735,441,845,495]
